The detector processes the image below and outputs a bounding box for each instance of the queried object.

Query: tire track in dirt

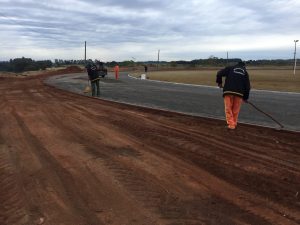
[17,86,163,224]
[123,109,299,171]
[117,109,300,176]
[104,115,300,224]
[0,144,29,225]
[96,154,274,225]
[25,92,245,224]
[0,93,30,225]
[1,75,299,225]
[145,117,300,212]
[45,87,300,224]
[29,99,167,223]
[10,107,105,225]
[52,111,280,224]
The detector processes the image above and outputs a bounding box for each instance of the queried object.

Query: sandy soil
[0,70,299,225]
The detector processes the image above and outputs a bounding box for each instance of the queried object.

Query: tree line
[0,56,295,73]
[0,57,53,73]
[169,57,294,67]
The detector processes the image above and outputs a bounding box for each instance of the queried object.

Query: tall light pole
[131,57,136,67]
[293,40,299,75]
[226,51,229,65]
[84,41,86,65]
[157,49,160,70]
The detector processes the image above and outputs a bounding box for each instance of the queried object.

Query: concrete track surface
[1,74,300,225]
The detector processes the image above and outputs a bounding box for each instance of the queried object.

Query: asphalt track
[46,72,300,131]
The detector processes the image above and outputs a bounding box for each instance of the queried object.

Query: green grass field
[132,68,300,92]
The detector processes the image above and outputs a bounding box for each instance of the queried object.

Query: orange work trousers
[114,66,119,80]
[224,95,243,129]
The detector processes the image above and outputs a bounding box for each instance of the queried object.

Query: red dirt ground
[0,69,299,225]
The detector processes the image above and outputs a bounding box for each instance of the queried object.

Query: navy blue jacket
[86,64,99,81]
[216,64,251,100]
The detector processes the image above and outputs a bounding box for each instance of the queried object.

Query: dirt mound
[0,66,84,79]
[40,66,84,77]
[63,65,84,73]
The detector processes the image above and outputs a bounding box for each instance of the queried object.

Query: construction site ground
[1,69,299,225]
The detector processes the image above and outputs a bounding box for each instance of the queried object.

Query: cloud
[0,0,299,61]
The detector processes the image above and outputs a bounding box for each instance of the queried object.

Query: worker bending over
[216,61,251,130]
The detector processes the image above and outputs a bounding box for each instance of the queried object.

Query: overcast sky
[0,0,300,61]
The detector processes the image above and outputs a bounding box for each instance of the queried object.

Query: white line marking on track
[127,74,300,95]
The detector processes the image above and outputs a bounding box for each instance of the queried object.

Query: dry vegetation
[132,68,300,92]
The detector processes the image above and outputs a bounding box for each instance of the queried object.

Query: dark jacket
[216,64,251,100]
[96,62,108,77]
[86,64,99,81]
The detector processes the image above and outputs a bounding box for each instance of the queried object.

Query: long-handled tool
[247,101,284,129]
